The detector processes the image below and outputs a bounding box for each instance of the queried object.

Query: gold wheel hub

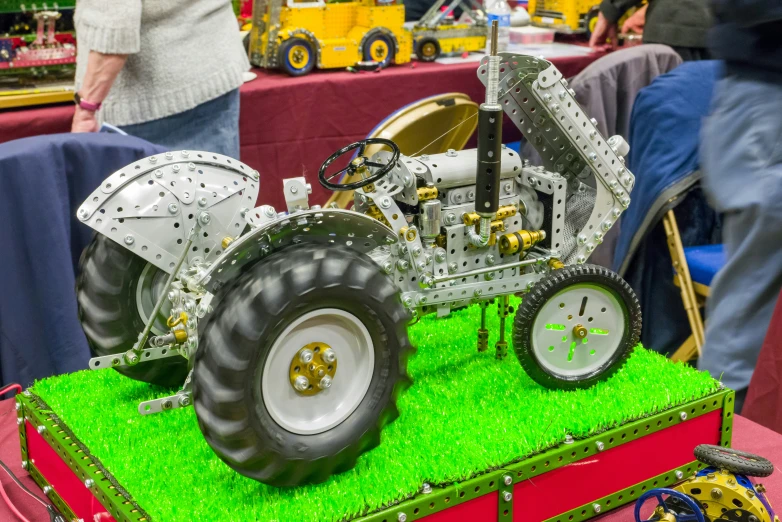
[289,342,338,396]
[573,324,588,339]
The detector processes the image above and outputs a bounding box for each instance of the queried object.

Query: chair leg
[662,210,705,356]
[671,334,699,362]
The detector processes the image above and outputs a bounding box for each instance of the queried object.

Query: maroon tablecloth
[0,54,600,210]
[0,396,779,522]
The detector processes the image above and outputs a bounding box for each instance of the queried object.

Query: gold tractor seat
[325,92,478,209]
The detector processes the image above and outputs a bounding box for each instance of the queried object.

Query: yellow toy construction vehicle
[411,0,487,62]
[528,0,640,37]
[248,0,412,76]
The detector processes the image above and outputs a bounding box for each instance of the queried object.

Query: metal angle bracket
[498,473,513,521]
[138,391,192,415]
[88,345,181,371]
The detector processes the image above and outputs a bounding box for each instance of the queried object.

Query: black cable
[0,458,64,521]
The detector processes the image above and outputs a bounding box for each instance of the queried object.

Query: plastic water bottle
[485,0,511,53]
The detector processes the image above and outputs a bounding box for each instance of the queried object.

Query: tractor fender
[200,208,397,293]
[279,28,322,67]
[76,150,260,274]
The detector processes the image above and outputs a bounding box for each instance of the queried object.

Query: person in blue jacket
[698,0,782,412]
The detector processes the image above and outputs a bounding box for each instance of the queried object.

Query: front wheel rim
[135,262,171,336]
[261,308,375,435]
[531,283,626,379]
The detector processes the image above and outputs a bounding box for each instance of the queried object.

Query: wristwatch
[74,92,102,112]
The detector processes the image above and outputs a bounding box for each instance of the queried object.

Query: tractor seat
[683,244,725,288]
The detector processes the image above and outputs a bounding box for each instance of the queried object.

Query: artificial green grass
[33,303,719,522]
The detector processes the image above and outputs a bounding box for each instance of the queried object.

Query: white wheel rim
[135,262,171,336]
[262,308,375,435]
[531,283,626,378]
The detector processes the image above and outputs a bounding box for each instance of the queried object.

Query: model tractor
[636,445,779,522]
[247,0,411,76]
[76,29,641,486]
[411,0,487,62]
[527,0,642,38]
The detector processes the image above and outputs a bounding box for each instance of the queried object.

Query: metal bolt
[264,206,276,217]
[589,152,598,161]
[397,259,409,272]
[198,197,208,207]
[602,220,613,231]
[319,376,332,390]
[589,130,597,140]
[486,254,496,266]
[675,470,684,480]
[154,169,164,178]
[43,486,52,494]
[21,461,27,470]
[422,483,432,494]
[474,289,483,297]
[707,473,716,480]
[165,152,174,159]
[453,193,464,204]
[503,491,513,502]
[467,190,475,201]
[504,182,513,193]
[380,197,392,209]
[178,395,191,407]
[578,234,587,245]
[127,352,139,365]
[162,399,173,410]
[503,475,512,486]
[16,417,22,425]
[290,185,298,194]
[124,234,134,245]
[188,162,196,171]
[403,296,414,307]
[543,94,552,102]
[558,90,566,100]
[590,118,598,126]
[612,208,622,218]
[37,425,45,434]
[199,212,211,225]
[168,203,178,214]
[593,503,602,514]
[417,261,426,271]
[299,349,314,364]
[596,441,605,451]
[527,280,535,290]
[679,411,688,421]
[172,164,181,173]
[412,246,422,257]
[85,479,95,488]
[435,249,446,263]
[149,156,158,164]
[78,208,89,219]
[710,488,722,499]
[383,261,394,274]
[397,513,407,522]
[448,262,458,273]
[15,402,21,411]
[240,207,249,217]
[446,149,458,157]
[577,255,586,264]
[294,376,310,392]
[444,213,456,225]
[181,150,190,158]
[593,231,603,240]
[322,349,336,364]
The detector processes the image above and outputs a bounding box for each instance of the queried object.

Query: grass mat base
[32,303,719,522]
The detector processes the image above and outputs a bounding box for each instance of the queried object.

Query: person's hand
[72,106,99,133]
[589,12,619,50]
[622,4,647,34]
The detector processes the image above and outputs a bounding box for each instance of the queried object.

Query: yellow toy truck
[248,0,412,76]
[527,0,638,37]
[411,0,487,62]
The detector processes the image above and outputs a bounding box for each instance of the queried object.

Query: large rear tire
[193,244,413,486]
[76,234,189,387]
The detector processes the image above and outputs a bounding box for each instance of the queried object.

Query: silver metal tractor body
[75,47,642,486]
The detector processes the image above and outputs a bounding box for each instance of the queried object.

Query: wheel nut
[299,349,314,364]
[319,376,332,390]
[294,376,310,392]
[503,475,512,486]
[503,491,512,502]
[322,349,336,364]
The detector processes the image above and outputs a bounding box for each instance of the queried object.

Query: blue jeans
[120,89,240,159]
[699,75,782,395]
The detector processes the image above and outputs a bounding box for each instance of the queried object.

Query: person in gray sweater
[71,0,250,159]
[589,0,713,61]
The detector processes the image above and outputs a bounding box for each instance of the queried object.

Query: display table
[0,53,601,209]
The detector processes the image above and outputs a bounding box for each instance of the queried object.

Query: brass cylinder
[498,230,546,255]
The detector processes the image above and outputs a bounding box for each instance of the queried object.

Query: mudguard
[77,150,260,274]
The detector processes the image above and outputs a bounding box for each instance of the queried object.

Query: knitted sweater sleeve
[75,0,142,54]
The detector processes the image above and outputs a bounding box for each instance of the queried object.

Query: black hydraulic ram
[469,21,502,247]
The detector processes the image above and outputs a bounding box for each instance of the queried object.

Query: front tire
[513,264,641,389]
[415,37,441,62]
[279,37,316,77]
[76,234,189,387]
[193,245,413,486]
[362,32,395,68]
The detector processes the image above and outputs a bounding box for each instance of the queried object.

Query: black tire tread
[76,234,189,387]
[193,244,413,486]
[694,444,774,477]
[513,264,641,390]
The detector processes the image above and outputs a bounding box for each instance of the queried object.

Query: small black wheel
[694,445,774,477]
[193,244,413,486]
[415,37,441,62]
[278,37,316,77]
[513,264,641,389]
[76,234,189,387]
[362,32,395,67]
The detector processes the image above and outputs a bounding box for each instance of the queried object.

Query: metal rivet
[124,235,134,245]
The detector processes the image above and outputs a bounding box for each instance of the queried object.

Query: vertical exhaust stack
[471,21,503,246]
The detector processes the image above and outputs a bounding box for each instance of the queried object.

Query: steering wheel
[318,138,400,191]
[634,488,706,522]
